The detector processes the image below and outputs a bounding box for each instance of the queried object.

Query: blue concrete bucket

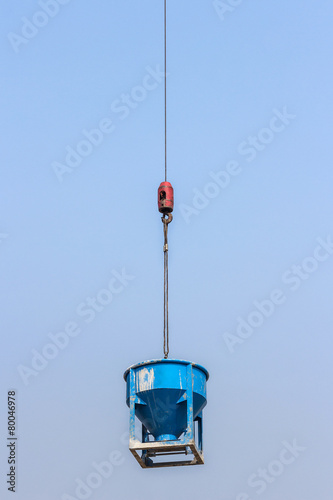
[123,359,209,467]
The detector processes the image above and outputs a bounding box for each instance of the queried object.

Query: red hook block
[158,182,174,214]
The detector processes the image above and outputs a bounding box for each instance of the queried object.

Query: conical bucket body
[124,359,208,441]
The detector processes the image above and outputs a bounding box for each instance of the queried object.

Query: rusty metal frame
[128,365,204,468]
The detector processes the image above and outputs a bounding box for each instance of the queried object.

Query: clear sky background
[1,1,333,499]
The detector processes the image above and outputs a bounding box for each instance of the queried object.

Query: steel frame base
[129,421,203,468]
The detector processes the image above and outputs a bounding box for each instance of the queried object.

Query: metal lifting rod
[162,212,172,358]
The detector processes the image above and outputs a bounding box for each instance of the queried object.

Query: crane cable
[164,0,167,183]
[162,0,171,359]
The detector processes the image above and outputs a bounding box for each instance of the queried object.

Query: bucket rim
[123,358,209,381]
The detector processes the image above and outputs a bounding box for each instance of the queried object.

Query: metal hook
[161,213,173,224]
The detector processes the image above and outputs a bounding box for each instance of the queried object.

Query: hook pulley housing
[158,182,174,214]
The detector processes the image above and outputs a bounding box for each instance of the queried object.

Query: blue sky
[1,1,333,499]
